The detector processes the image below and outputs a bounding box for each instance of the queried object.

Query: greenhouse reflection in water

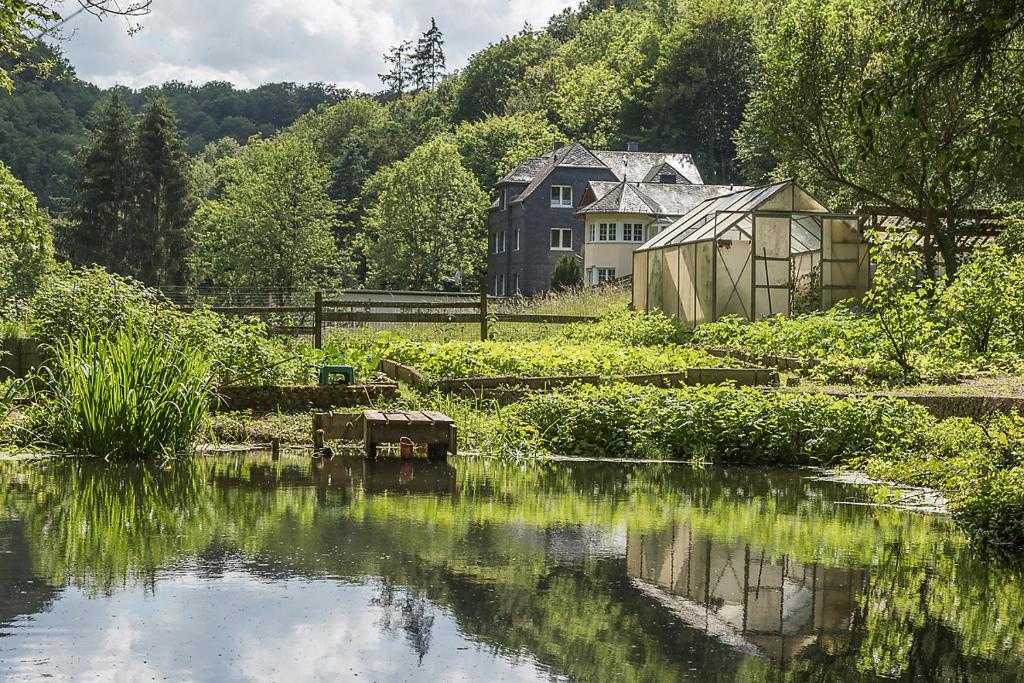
[0,453,1021,681]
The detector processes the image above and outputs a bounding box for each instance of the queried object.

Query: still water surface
[0,454,1022,681]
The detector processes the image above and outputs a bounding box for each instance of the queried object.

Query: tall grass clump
[42,325,212,458]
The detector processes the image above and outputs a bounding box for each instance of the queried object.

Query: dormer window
[550,185,573,208]
[659,173,677,184]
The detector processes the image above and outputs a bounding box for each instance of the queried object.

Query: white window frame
[596,267,616,284]
[625,223,644,242]
[550,185,573,208]
[512,273,520,295]
[498,230,506,254]
[597,222,616,242]
[498,273,506,296]
[550,227,573,251]
[513,228,520,251]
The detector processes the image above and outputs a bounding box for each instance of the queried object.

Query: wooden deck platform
[312,410,457,460]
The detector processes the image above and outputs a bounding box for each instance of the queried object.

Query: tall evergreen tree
[130,97,193,285]
[379,40,414,94]
[412,19,446,90]
[68,93,135,270]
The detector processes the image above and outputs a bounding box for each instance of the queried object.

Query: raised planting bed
[378,358,779,403]
[377,339,745,381]
[704,347,820,372]
[214,382,398,414]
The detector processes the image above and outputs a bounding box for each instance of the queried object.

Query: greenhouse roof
[635,181,832,253]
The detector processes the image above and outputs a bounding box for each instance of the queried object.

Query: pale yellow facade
[582,212,660,285]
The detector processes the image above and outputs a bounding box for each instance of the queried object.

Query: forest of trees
[1,0,1022,291]
[0,44,349,208]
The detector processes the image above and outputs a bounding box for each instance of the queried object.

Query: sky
[48,0,576,92]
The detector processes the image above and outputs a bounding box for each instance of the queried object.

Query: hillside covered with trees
[2,0,1022,291]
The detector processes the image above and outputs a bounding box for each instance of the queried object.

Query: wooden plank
[321,311,482,324]
[493,314,598,324]
[404,411,432,424]
[384,412,410,425]
[330,289,478,299]
[181,306,315,315]
[421,410,454,424]
[321,301,481,310]
[364,410,387,424]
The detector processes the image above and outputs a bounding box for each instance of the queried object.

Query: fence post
[479,282,488,341]
[314,291,323,349]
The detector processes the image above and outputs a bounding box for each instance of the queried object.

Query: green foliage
[646,0,760,181]
[451,30,558,123]
[561,309,687,346]
[738,0,1024,276]
[453,112,562,188]
[550,255,583,292]
[190,136,346,289]
[507,382,929,463]
[0,160,53,300]
[936,245,1022,355]
[67,92,136,270]
[128,97,193,286]
[21,266,311,386]
[379,337,737,379]
[40,325,212,458]
[358,138,488,289]
[863,237,937,376]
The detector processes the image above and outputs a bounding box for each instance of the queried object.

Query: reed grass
[43,326,212,458]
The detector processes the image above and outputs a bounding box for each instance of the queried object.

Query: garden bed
[214,382,398,414]
[378,357,779,401]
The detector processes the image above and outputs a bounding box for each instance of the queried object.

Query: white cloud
[48,0,576,91]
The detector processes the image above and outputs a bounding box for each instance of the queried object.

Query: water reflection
[0,455,1022,681]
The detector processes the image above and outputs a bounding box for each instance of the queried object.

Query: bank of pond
[0,454,1021,681]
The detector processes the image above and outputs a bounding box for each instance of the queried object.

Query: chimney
[626,142,639,153]
[553,140,565,152]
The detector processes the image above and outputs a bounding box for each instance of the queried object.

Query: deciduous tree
[190,137,344,289]
[358,138,488,290]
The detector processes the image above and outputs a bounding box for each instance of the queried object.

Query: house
[632,180,871,326]
[487,141,704,296]
[576,180,744,286]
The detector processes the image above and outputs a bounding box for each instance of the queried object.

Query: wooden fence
[180,287,597,347]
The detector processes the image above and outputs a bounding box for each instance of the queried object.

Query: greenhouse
[632,181,870,326]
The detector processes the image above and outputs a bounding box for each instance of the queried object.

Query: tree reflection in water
[0,454,1022,681]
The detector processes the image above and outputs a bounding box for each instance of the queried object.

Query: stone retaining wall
[214,383,398,414]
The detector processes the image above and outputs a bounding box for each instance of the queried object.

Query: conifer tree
[412,19,445,89]
[130,97,193,285]
[69,92,135,271]
[379,40,414,94]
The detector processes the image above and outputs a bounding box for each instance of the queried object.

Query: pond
[0,454,1022,681]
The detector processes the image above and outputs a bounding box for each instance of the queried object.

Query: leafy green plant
[40,325,212,458]
[379,338,738,380]
[936,245,1020,355]
[863,237,937,377]
[560,309,688,346]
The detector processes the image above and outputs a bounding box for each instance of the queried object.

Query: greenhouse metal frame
[632,181,870,326]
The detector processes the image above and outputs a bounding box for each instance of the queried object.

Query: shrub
[506,383,931,463]
[550,255,583,291]
[40,325,212,458]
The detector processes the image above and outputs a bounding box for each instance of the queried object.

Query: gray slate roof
[503,142,707,205]
[496,156,547,185]
[593,151,703,185]
[577,181,746,217]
